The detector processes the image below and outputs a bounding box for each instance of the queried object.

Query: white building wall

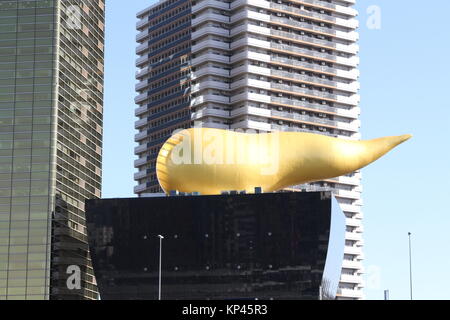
[191,0,364,300]
[137,0,364,300]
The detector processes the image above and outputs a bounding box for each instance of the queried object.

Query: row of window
[57,103,102,161]
[148,109,190,131]
[148,1,190,27]
[268,0,333,18]
[55,148,100,199]
[148,68,190,91]
[59,21,104,68]
[149,96,189,117]
[58,74,103,128]
[148,82,189,103]
[0,15,53,27]
[0,0,54,10]
[0,8,54,18]
[148,121,191,149]
[56,170,96,203]
[149,15,190,41]
[58,81,103,129]
[59,0,104,34]
[54,189,85,222]
[248,74,335,95]
[146,55,189,80]
[59,46,104,106]
[267,10,333,30]
[147,42,190,66]
[0,59,54,72]
[149,28,191,54]
[56,132,101,191]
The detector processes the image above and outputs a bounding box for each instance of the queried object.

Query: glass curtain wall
[0,0,57,300]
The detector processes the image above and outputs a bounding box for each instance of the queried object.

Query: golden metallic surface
[156,128,412,195]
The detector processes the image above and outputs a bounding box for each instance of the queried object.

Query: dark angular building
[86,191,345,300]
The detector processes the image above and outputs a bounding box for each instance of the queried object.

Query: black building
[86,192,345,300]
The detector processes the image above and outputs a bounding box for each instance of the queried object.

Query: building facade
[135,0,363,299]
[87,192,345,300]
[0,0,105,300]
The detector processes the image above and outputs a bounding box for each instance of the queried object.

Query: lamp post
[143,234,164,300]
[408,232,413,300]
[158,234,164,301]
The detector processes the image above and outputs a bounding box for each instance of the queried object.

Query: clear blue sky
[102,0,450,300]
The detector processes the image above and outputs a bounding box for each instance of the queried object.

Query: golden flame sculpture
[156,128,412,195]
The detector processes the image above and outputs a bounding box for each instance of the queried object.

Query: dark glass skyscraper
[0,0,105,300]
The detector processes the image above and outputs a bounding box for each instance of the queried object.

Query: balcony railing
[270,82,338,100]
[192,0,230,14]
[270,15,337,36]
[270,42,336,61]
[270,3,336,23]
[270,68,338,87]
[271,109,338,127]
[270,29,336,48]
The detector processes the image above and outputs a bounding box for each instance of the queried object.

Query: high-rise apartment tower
[0,0,105,300]
[135,0,363,299]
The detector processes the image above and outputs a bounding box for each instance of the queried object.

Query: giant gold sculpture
[156,128,411,195]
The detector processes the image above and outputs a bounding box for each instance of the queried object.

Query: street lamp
[408,232,413,300]
[143,234,164,300]
[158,234,164,301]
